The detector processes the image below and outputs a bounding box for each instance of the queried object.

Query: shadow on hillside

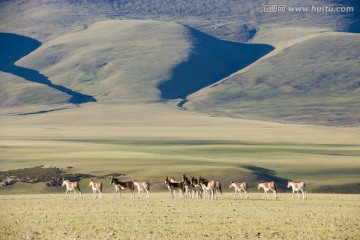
[0,33,96,104]
[241,165,287,190]
[346,1,360,33]
[157,27,274,100]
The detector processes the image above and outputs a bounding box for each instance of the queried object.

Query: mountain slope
[186,31,360,126]
[15,20,191,105]
[1,20,272,107]
[0,0,359,125]
[157,27,273,100]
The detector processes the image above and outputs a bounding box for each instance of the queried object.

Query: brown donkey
[109,176,135,199]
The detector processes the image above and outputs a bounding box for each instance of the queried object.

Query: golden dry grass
[1,193,359,240]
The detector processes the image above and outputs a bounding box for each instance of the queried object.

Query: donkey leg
[114,189,118,199]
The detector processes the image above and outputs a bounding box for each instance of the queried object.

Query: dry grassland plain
[1,104,359,193]
[1,104,360,239]
[0,193,359,240]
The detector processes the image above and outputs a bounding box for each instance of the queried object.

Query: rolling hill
[186,30,360,126]
[0,0,359,125]
[0,20,273,108]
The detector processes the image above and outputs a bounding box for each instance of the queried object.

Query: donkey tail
[243,182,248,191]
[77,182,82,194]
[218,182,223,195]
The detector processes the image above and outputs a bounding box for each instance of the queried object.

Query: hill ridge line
[190,30,339,93]
[0,33,97,105]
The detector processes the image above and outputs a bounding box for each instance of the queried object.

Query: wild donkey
[198,176,222,199]
[257,181,277,199]
[182,174,201,199]
[109,176,135,199]
[89,179,102,198]
[190,176,203,199]
[134,180,150,199]
[229,181,248,199]
[287,180,307,200]
[62,178,82,199]
[165,176,185,199]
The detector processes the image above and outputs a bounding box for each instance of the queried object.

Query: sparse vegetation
[0,165,126,189]
[0,166,97,187]
[0,193,359,240]
[1,136,359,194]
[186,33,360,126]
[0,165,63,185]
[0,1,359,125]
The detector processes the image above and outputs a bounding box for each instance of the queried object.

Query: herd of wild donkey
[61,174,307,200]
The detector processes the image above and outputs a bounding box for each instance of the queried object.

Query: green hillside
[0,0,359,126]
[0,20,272,107]
[186,33,360,126]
